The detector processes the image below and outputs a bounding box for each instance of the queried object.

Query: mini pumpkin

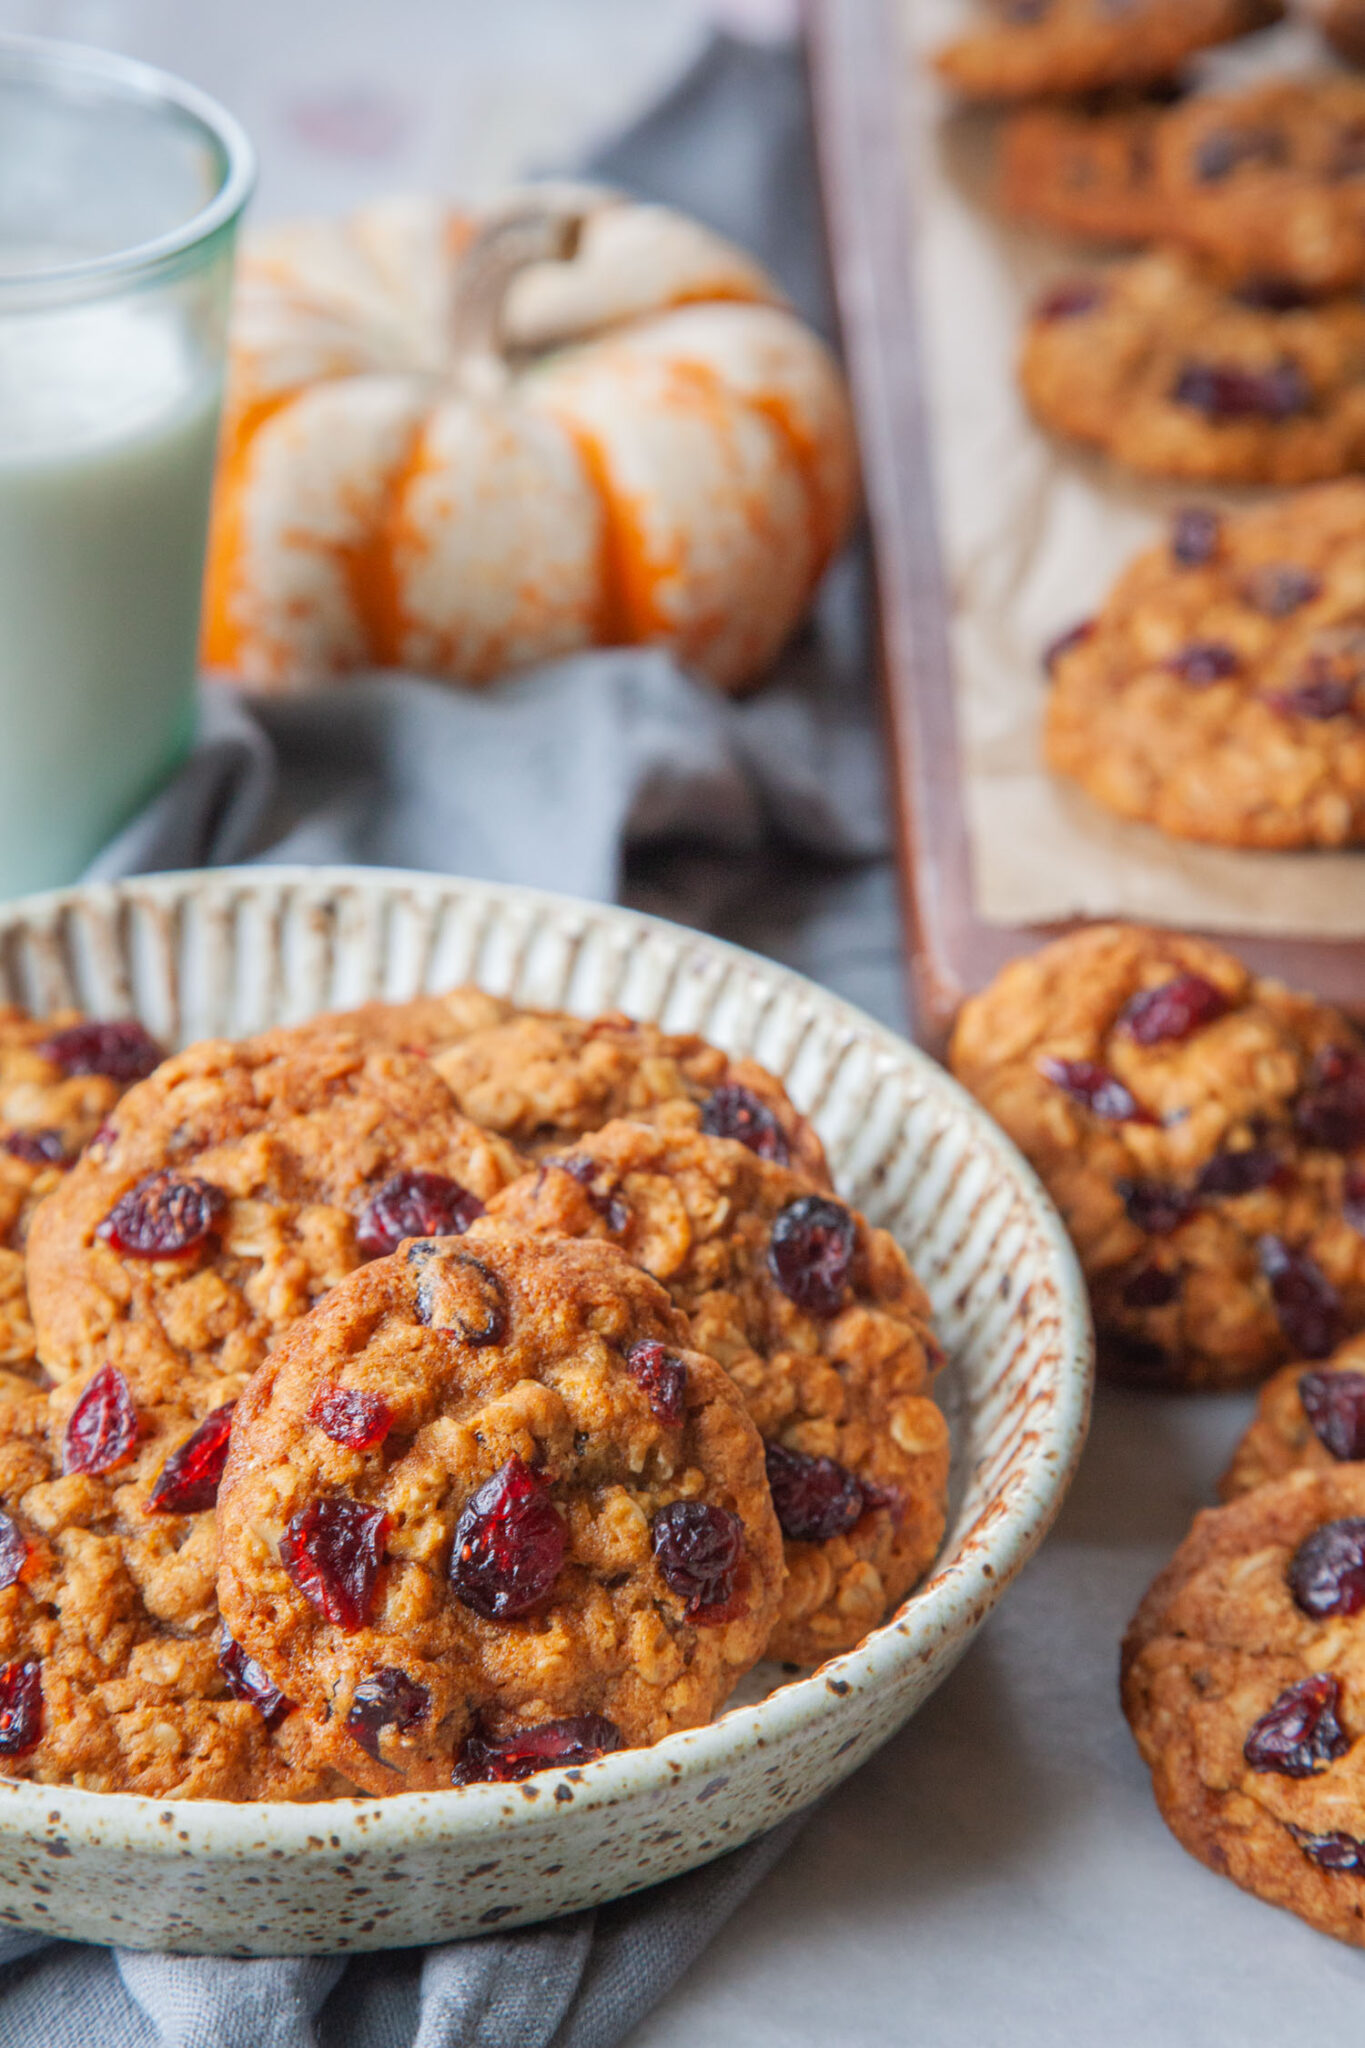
[203,185,859,695]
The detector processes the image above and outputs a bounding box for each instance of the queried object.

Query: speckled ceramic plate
[0,866,1092,1954]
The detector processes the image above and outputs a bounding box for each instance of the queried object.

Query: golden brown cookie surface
[0,1372,347,1800]
[216,1227,783,1795]
[1000,101,1173,245]
[303,984,514,1055]
[950,924,1365,1390]
[934,0,1279,103]
[1123,1468,1365,1947]
[487,1119,948,1664]
[1020,249,1365,484]
[25,1027,520,1410]
[432,1008,830,1187]
[1044,482,1365,849]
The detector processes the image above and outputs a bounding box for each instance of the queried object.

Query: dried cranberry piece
[651,1501,744,1619]
[1289,1517,1365,1618]
[1117,1179,1192,1236]
[551,1154,630,1234]
[1330,125,1365,180]
[0,1661,41,1756]
[1106,1332,1174,1380]
[1164,639,1240,687]
[62,1363,139,1476]
[96,1170,226,1258]
[1121,972,1230,1046]
[1244,1674,1348,1777]
[1296,1828,1365,1873]
[1193,125,1286,182]
[767,1195,856,1317]
[310,1385,393,1452]
[1241,564,1321,617]
[448,1456,565,1621]
[623,1340,687,1426]
[0,1510,27,1591]
[1038,1056,1153,1124]
[1270,676,1356,721]
[1344,1166,1365,1237]
[452,1713,623,1786]
[1195,1148,1286,1199]
[1300,1371,1365,1463]
[1042,619,1096,676]
[1259,1236,1340,1359]
[1170,507,1222,568]
[765,1440,865,1543]
[699,1084,790,1165]
[1173,358,1311,421]
[1234,277,1312,312]
[2,1129,65,1167]
[38,1018,164,1083]
[218,1628,290,1729]
[1121,1264,1181,1309]
[355,1171,484,1260]
[146,1403,234,1515]
[345,1667,430,1763]
[280,1496,389,1631]
[1294,1044,1365,1153]
[1035,279,1104,322]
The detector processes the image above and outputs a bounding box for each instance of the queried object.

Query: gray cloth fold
[88,547,887,899]
[10,29,903,2048]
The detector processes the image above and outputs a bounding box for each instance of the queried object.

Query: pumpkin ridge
[203,391,299,671]
[549,416,662,649]
[339,414,430,667]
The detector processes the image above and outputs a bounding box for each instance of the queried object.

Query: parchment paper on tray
[905,0,1365,938]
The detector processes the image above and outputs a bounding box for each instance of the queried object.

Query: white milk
[0,292,221,894]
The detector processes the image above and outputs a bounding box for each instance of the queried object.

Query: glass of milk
[0,35,254,896]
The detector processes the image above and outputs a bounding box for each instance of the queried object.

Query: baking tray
[805,0,1365,1048]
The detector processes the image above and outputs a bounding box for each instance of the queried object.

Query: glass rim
[0,30,255,301]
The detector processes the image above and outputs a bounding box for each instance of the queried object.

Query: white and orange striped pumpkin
[203,185,859,695]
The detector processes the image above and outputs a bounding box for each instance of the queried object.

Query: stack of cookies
[0,994,948,1801]
[950,921,1365,1942]
[933,5,1365,852]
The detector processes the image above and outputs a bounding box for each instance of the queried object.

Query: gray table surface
[4,2,1360,2039]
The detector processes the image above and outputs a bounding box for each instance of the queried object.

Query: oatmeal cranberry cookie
[1123,1467,1365,1946]
[486,1120,949,1665]
[1151,79,1365,294]
[1020,249,1365,484]
[934,0,1279,103]
[0,1005,167,1377]
[949,924,1365,1390]
[25,1027,520,1411]
[215,1228,783,1795]
[1222,1333,1365,1497]
[1000,101,1173,245]
[431,1008,830,1188]
[1044,483,1365,849]
[0,1370,347,1799]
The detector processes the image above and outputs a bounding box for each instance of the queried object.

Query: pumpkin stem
[448,199,587,394]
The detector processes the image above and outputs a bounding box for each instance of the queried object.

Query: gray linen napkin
[3,32,903,2048]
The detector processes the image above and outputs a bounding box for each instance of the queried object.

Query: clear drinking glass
[0,34,253,896]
